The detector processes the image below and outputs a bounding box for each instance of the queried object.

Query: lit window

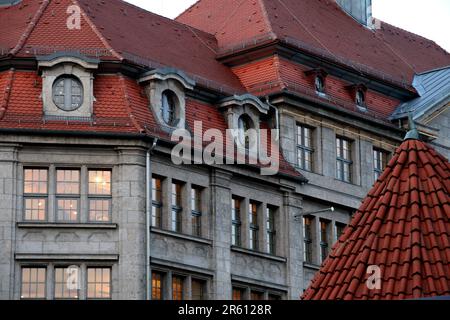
[232,287,245,300]
[88,170,112,222]
[303,216,314,264]
[297,125,314,171]
[266,206,277,255]
[152,271,164,300]
[191,187,202,237]
[251,291,264,300]
[238,115,254,149]
[171,182,183,232]
[315,75,325,93]
[335,222,346,242]
[191,279,206,300]
[336,137,353,183]
[161,90,177,126]
[249,201,259,251]
[231,197,242,247]
[356,89,366,109]
[152,177,163,228]
[24,169,48,221]
[320,219,330,263]
[21,267,46,299]
[373,149,388,182]
[172,276,184,300]
[54,267,79,299]
[87,267,111,299]
[52,76,83,111]
[56,169,80,222]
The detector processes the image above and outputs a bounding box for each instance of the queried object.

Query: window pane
[232,287,244,300]
[89,170,111,195]
[89,199,111,222]
[56,170,80,194]
[57,199,79,222]
[54,267,79,299]
[249,202,259,251]
[152,272,163,300]
[232,197,241,246]
[191,279,205,300]
[24,198,47,221]
[172,276,184,300]
[87,268,111,299]
[251,291,264,300]
[21,267,46,299]
[24,169,48,194]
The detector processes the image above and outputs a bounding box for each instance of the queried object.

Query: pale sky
[124,0,450,52]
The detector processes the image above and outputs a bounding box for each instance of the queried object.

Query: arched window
[315,75,325,93]
[161,90,177,126]
[52,76,83,111]
[238,115,254,149]
[356,89,366,108]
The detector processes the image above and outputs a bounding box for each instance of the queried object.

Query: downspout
[146,138,158,300]
[265,96,280,141]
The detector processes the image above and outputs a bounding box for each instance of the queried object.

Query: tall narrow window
[152,271,164,300]
[373,149,388,182]
[335,222,346,242]
[21,267,46,299]
[231,197,242,247]
[54,267,79,299]
[315,75,325,94]
[171,182,183,232]
[266,206,277,255]
[152,177,163,228]
[320,219,330,263]
[356,89,366,109]
[249,201,259,251]
[336,137,353,183]
[87,267,111,299]
[232,287,245,300]
[297,125,314,171]
[88,170,112,222]
[172,276,184,300]
[191,279,206,300]
[161,90,177,126]
[303,216,314,264]
[191,187,202,237]
[56,169,80,222]
[23,169,48,221]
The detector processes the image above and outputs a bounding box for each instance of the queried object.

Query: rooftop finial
[404,113,420,141]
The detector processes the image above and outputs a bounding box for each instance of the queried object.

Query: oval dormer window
[161,90,178,126]
[238,115,254,149]
[356,89,366,109]
[52,76,83,111]
[315,75,325,93]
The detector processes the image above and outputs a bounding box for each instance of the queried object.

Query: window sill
[17,222,118,229]
[150,227,213,246]
[303,262,321,270]
[231,246,287,263]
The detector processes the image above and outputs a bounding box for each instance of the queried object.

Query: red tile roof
[177,0,450,86]
[302,138,450,300]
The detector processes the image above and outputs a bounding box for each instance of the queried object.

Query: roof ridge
[0,68,14,120]
[175,0,201,20]
[10,0,50,55]
[118,74,144,133]
[72,0,122,60]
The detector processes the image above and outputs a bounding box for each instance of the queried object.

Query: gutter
[265,96,280,141]
[146,138,158,300]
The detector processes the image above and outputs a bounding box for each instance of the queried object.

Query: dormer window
[315,75,325,94]
[356,89,366,109]
[161,90,178,126]
[52,76,84,111]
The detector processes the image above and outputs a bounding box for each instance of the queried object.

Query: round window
[161,90,178,126]
[238,115,254,148]
[52,76,83,111]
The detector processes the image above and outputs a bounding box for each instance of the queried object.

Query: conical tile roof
[303,136,450,300]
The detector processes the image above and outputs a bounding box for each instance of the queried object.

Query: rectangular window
[23,169,48,221]
[191,279,206,300]
[231,197,241,247]
[21,267,46,299]
[54,267,79,299]
[152,177,163,228]
[232,287,245,300]
[56,169,80,222]
[335,222,346,242]
[87,267,111,299]
[320,219,330,263]
[251,291,264,300]
[336,137,353,183]
[152,271,164,300]
[303,216,314,264]
[249,201,259,251]
[266,206,276,255]
[191,187,202,237]
[172,276,184,300]
[171,182,183,232]
[88,170,112,222]
[297,125,314,171]
[373,149,388,182]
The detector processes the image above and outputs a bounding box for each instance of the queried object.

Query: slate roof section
[391,66,450,120]
[177,0,450,86]
[302,137,450,300]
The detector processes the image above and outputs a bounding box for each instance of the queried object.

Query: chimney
[336,0,373,27]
